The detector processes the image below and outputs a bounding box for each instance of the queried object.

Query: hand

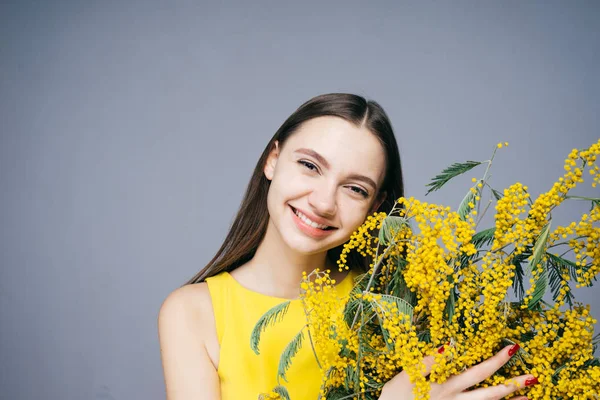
[379,344,538,400]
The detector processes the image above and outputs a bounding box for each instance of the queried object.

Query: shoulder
[158,283,221,398]
[158,282,214,334]
[158,281,221,367]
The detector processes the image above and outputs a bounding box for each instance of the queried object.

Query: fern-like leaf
[471,227,496,249]
[326,386,354,400]
[250,301,291,355]
[511,251,530,300]
[526,222,551,276]
[272,385,290,400]
[389,256,416,305]
[378,215,410,246]
[369,294,414,351]
[547,252,580,281]
[527,266,548,310]
[458,188,477,221]
[445,286,457,323]
[502,338,530,369]
[343,298,362,328]
[277,329,305,382]
[491,188,503,201]
[523,222,551,310]
[425,161,482,195]
[376,294,414,322]
[565,195,600,212]
[547,255,575,308]
[344,364,359,391]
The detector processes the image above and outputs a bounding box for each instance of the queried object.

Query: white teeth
[293,208,331,230]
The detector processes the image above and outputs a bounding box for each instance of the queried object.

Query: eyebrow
[293,148,378,190]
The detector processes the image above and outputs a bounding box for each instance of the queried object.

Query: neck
[235,218,343,299]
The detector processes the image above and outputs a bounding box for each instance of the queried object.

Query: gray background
[1,1,599,399]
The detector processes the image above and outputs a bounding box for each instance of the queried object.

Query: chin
[282,228,349,255]
[282,236,331,255]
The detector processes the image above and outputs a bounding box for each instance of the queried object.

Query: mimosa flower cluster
[256,139,600,400]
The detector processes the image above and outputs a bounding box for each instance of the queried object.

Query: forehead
[284,116,387,185]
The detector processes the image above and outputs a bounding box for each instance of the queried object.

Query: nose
[308,180,337,217]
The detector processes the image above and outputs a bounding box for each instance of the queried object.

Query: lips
[289,205,338,231]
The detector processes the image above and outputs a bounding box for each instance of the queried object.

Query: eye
[298,160,319,172]
[349,186,369,198]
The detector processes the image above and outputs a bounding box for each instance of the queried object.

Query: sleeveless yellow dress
[206,269,357,400]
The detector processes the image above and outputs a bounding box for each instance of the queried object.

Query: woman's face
[263,115,387,255]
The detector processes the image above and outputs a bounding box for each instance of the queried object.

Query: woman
[158,93,536,399]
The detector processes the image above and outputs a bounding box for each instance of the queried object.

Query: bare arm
[158,284,221,400]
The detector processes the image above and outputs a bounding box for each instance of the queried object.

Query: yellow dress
[205,269,357,400]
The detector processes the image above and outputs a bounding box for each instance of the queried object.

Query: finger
[455,374,538,400]
[445,344,521,392]
[390,347,443,386]
[420,355,435,377]
[420,343,450,377]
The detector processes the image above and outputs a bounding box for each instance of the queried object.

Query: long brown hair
[185,93,404,284]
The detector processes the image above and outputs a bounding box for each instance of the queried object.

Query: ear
[263,140,280,181]
[369,191,387,214]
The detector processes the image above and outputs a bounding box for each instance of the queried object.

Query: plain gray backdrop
[1,1,599,399]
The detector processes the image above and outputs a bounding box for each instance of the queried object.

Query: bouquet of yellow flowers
[254,139,600,400]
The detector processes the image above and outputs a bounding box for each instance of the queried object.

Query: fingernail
[437,345,445,354]
[525,377,539,386]
[508,343,520,357]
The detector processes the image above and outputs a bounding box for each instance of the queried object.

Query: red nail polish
[437,345,445,354]
[508,343,520,357]
[525,377,539,386]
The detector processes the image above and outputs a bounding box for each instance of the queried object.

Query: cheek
[272,171,309,198]
[339,204,370,231]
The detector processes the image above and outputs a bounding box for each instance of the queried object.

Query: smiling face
[263,115,388,255]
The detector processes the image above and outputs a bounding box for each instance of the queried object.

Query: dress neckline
[223,269,355,302]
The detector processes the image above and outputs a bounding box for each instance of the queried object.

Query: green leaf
[527,266,548,310]
[471,227,496,248]
[564,195,600,202]
[457,188,477,221]
[491,188,503,201]
[250,301,291,355]
[389,256,416,305]
[376,294,414,322]
[547,254,575,308]
[511,251,531,300]
[425,161,482,195]
[326,386,354,400]
[277,329,305,382]
[418,329,431,344]
[583,356,600,368]
[272,385,291,400]
[445,287,457,323]
[546,253,579,281]
[343,364,358,391]
[369,294,414,351]
[526,222,551,276]
[378,215,410,246]
[592,333,600,355]
[565,195,600,212]
[524,222,551,309]
[343,297,362,328]
[502,338,530,369]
